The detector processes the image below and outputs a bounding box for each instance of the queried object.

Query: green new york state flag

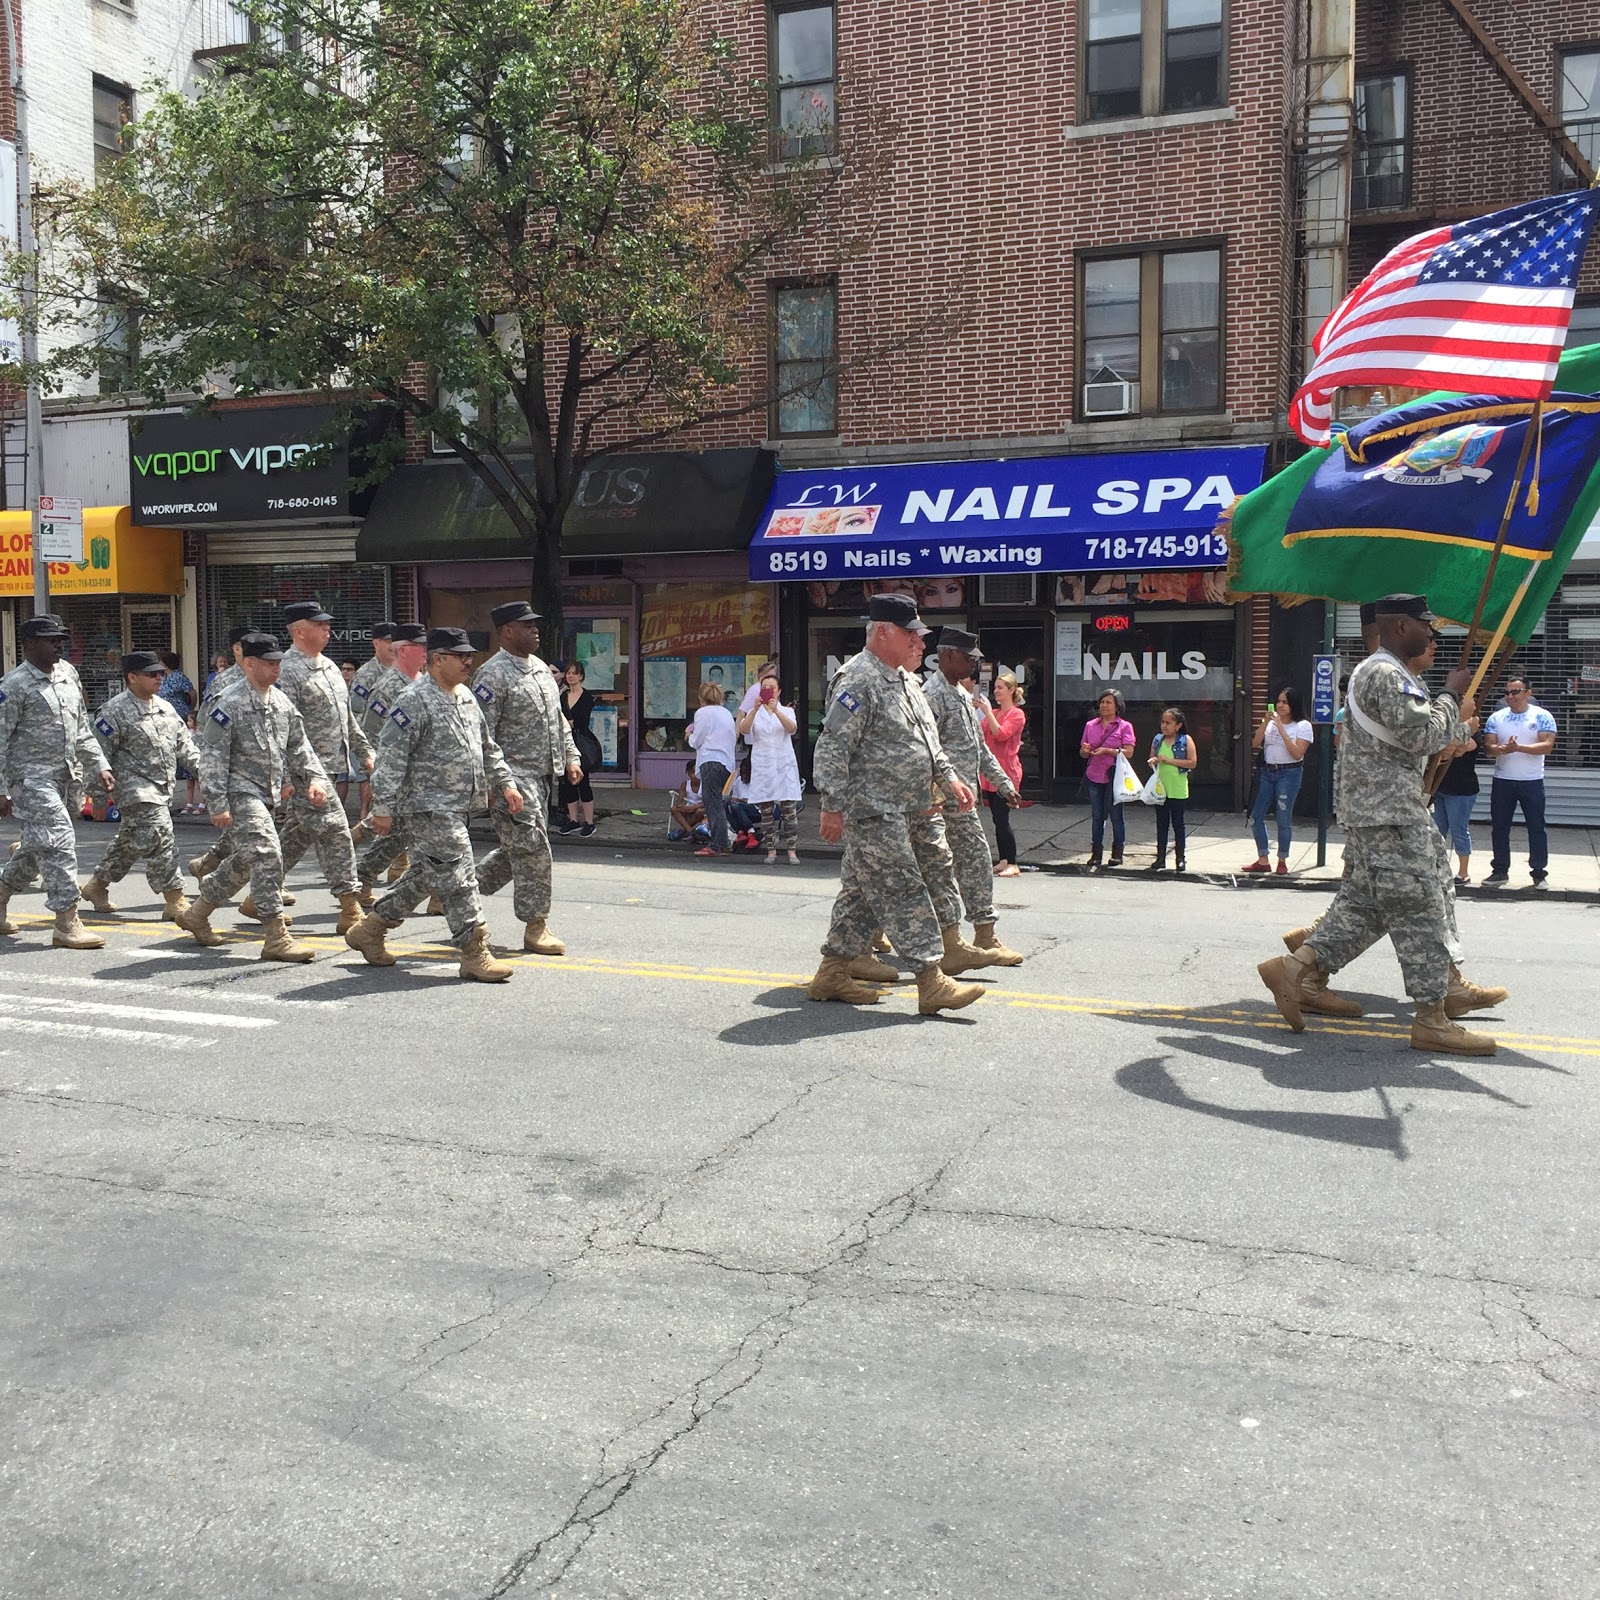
[1226,342,1600,645]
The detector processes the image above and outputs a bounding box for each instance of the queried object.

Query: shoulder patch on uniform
[95,716,116,738]
[837,690,861,714]
[474,683,494,704]
[0,688,8,703]
[209,706,231,727]
[389,707,410,729]
[371,699,388,718]
[352,682,369,699]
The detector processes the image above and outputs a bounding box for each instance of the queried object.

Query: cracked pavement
[1,851,1598,1598]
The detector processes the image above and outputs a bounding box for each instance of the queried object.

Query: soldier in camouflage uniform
[1257,595,1496,1055]
[353,623,429,896]
[178,633,330,961]
[187,626,260,890]
[80,650,203,922]
[344,627,523,982]
[471,601,583,954]
[922,627,1026,967]
[273,600,373,934]
[0,614,116,949]
[348,621,395,822]
[808,594,988,1016]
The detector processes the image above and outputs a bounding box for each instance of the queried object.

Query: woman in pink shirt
[977,671,1027,876]
[1080,690,1136,868]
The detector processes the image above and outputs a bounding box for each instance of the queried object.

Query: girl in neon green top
[1146,707,1198,872]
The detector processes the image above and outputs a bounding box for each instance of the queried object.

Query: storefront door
[122,601,175,655]
[1053,608,1236,802]
[561,610,632,778]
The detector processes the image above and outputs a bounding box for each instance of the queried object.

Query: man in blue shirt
[1483,675,1557,889]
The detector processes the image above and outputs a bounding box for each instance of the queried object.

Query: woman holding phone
[736,667,803,863]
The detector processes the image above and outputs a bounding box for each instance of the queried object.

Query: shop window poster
[643,657,687,722]
[1055,572,1228,606]
[701,656,745,702]
[575,622,620,690]
[591,703,620,767]
[805,578,967,613]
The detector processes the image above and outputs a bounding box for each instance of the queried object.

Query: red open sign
[1093,614,1132,633]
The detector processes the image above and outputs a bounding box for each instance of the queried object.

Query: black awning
[356,448,776,564]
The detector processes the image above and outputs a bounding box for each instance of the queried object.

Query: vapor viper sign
[747,447,1266,580]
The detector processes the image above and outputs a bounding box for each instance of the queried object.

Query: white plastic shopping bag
[1137,766,1166,805]
[1111,749,1143,804]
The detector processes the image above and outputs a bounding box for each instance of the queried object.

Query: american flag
[1290,191,1600,446]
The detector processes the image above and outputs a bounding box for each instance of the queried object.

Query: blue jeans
[1250,762,1303,858]
[1489,777,1547,877]
[1432,792,1476,859]
[727,800,760,833]
[1088,778,1125,851]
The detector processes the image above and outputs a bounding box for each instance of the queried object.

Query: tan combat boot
[188,848,221,881]
[1257,943,1322,1032]
[916,964,984,1015]
[871,932,893,954]
[52,907,105,949]
[971,923,1024,967]
[1445,963,1510,1018]
[0,886,16,936]
[354,881,377,909]
[335,892,366,936]
[239,893,291,925]
[1300,970,1364,1019]
[387,852,411,883]
[848,952,900,983]
[161,886,190,922]
[1411,1001,1496,1056]
[938,924,989,977]
[458,924,513,983]
[345,911,400,966]
[259,912,315,963]
[79,875,116,914]
[807,955,884,1004]
[1281,925,1314,953]
[425,894,445,916]
[523,918,566,955]
[176,896,226,947]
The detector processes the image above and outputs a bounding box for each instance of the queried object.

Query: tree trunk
[532,528,565,663]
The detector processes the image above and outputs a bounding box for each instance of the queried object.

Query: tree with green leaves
[30,0,940,624]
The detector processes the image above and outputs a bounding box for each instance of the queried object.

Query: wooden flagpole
[1455,399,1543,669]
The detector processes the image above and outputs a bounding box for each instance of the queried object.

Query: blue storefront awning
[747,446,1267,582]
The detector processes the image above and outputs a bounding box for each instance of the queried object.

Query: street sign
[1312,652,1339,725]
[37,496,84,564]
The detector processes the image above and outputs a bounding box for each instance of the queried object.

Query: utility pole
[1,0,47,616]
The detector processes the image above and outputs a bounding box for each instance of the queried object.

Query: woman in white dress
[735,668,803,864]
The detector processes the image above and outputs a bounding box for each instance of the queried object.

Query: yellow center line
[12,915,1599,1056]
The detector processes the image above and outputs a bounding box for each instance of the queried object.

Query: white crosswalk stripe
[0,1015,216,1050]
[0,992,275,1030]
[0,966,343,1010]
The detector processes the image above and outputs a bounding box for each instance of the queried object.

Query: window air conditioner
[1082,378,1138,418]
[979,574,1037,606]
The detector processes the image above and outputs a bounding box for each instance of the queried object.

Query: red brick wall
[615,0,1299,458]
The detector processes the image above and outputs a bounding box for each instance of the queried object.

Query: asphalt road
[2,845,1598,1599]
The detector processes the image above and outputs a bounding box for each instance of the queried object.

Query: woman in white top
[735,667,803,864]
[686,681,739,856]
[1244,686,1313,874]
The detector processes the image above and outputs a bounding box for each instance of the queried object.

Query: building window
[1557,48,1600,187]
[1084,0,1224,123]
[1353,70,1409,211]
[772,3,835,159]
[93,78,134,178]
[773,282,837,436]
[1079,245,1222,419]
[97,288,139,393]
[1566,300,1600,352]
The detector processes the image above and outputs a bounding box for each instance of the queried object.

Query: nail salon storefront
[746,445,1267,803]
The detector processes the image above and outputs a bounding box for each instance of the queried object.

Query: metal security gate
[122,601,175,655]
[205,562,391,661]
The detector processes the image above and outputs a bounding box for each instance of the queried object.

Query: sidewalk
[487,786,1600,903]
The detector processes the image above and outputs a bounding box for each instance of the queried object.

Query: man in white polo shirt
[1483,674,1556,889]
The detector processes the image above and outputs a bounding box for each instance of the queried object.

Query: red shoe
[694,846,718,857]
[1275,859,1289,875]
[1241,860,1270,874]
